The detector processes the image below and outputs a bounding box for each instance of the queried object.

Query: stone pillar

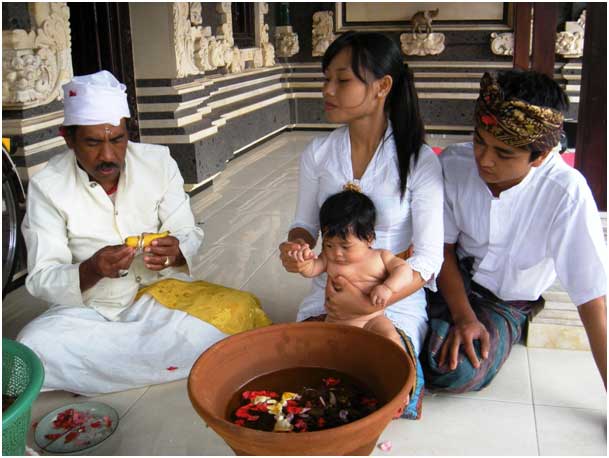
[129,3,180,79]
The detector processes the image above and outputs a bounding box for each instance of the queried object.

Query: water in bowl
[227,367,382,432]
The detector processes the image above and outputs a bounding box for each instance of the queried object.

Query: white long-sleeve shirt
[442,142,607,306]
[291,125,444,353]
[22,141,204,320]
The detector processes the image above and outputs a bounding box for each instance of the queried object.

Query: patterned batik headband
[474,72,564,152]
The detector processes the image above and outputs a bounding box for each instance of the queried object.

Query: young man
[423,70,607,392]
[17,71,269,395]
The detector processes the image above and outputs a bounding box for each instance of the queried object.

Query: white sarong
[17,294,227,396]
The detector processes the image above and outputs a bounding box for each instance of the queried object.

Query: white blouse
[442,142,608,306]
[290,124,444,353]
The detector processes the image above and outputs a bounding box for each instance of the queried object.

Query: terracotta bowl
[188,322,414,456]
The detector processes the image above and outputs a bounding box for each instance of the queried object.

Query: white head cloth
[62,70,131,126]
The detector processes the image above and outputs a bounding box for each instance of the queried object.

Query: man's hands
[143,235,185,270]
[87,245,135,278]
[439,317,490,370]
[370,284,393,308]
[79,244,135,291]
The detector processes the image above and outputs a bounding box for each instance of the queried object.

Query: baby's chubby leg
[363,315,405,351]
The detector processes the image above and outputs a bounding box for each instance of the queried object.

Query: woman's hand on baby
[370,284,393,308]
[325,276,378,320]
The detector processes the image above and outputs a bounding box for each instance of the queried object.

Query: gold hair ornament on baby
[343,181,362,193]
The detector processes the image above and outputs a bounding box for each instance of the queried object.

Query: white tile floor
[3,131,606,456]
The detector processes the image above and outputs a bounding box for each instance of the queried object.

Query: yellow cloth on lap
[135,279,272,335]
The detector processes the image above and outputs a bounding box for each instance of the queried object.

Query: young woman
[278,31,444,419]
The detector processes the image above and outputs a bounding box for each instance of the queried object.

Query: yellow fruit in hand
[125,231,170,249]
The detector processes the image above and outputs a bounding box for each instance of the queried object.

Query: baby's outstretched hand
[370,284,393,308]
[287,245,317,263]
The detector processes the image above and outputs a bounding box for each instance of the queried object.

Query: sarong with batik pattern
[421,258,543,393]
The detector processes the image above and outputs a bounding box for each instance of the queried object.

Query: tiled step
[526,299,590,351]
[526,211,606,351]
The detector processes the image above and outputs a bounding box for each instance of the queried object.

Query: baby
[288,190,414,348]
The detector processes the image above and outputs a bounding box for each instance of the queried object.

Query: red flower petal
[234,419,245,426]
[90,421,101,428]
[251,403,270,412]
[64,431,79,444]
[322,377,341,387]
[235,404,260,420]
[44,433,62,441]
[242,390,278,400]
[103,416,112,428]
[69,90,77,97]
[294,419,307,431]
[286,405,303,414]
[166,366,178,371]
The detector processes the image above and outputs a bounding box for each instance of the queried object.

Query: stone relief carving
[258,3,276,67]
[253,48,264,68]
[400,33,445,56]
[194,26,213,71]
[2,2,73,109]
[400,9,445,56]
[179,2,277,76]
[216,2,234,47]
[312,11,336,57]
[189,2,202,26]
[173,2,201,77]
[491,10,586,58]
[275,26,299,58]
[556,10,585,58]
[490,32,514,56]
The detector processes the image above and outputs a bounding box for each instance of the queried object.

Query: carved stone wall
[170,2,276,78]
[490,9,586,59]
[2,2,73,109]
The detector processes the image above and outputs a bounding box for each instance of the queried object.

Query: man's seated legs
[17,296,227,396]
[422,285,539,393]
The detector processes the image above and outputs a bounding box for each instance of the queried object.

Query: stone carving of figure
[411,8,439,35]
[189,2,202,26]
[312,11,335,57]
[276,27,299,58]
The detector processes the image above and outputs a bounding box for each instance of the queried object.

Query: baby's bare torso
[325,249,388,326]
[326,249,387,294]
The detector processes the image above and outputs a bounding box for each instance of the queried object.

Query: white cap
[62,70,131,126]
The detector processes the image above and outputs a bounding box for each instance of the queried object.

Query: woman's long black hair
[322,31,425,199]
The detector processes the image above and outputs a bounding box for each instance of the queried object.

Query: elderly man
[17,71,269,395]
[423,70,607,392]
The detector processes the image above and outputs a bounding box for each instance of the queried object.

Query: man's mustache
[95,162,120,171]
